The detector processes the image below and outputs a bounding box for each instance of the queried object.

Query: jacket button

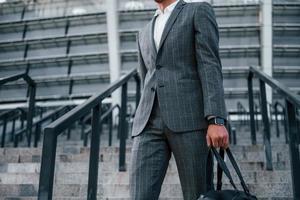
[156,64,162,70]
[151,87,155,92]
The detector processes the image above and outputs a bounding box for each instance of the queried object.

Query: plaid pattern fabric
[129,92,214,199]
[131,0,228,137]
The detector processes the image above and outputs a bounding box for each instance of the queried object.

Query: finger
[222,134,227,148]
[225,135,230,149]
[221,133,228,149]
[212,137,217,147]
[214,138,219,148]
[218,135,224,148]
[217,135,223,148]
[213,137,220,148]
[206,135,211,147]
[218,136,223,148]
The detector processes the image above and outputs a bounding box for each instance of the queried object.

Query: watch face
[216,118,224,125]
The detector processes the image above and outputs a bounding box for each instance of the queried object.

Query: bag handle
[216,148,224,191]
[210,147,251,195]
[210,147,238,191]
[225,148,250,194]
[206,147,224,191]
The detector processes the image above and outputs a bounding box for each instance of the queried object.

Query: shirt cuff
[206,115,216,120]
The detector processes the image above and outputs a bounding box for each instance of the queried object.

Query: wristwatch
[208,116,226,126]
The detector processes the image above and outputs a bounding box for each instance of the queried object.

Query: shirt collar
[154,0,180,17]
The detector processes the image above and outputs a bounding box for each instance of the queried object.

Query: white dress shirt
[153,0,179,51]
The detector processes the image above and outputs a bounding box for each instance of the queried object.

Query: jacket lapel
[150,15,158,57]
[139,17,157,69]
[157,0,186,53]
[145,0,186,63]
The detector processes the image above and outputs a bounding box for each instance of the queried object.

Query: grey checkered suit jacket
[131,0,228,137]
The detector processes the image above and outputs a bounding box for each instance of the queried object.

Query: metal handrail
[249,66,300,107]
[0,108,26,124]
[237,101,248,125]
[13,106,73,147]
[273,101,288,142]
[0,73,34,86]
[0,108,27,147]
[225,116,236,145]
[38,68,140,200]
[248,66,300,199]
[254,102,260,132]
[79,103,111,132]
[0,73,36,147]
[76,104,108,141]
[83,104,120,147]
[0,108,23,119]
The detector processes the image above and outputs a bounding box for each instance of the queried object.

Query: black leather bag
[198,147,257,200]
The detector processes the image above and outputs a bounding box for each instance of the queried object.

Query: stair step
[0,143,290,155]
[0,183,292,198]
[1,198,295,200]
[0,159,292,174]
[0,170,291,185]
[0,146,290,165]
[0,130,293,199]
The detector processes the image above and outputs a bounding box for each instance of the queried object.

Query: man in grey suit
[130,0,229,199]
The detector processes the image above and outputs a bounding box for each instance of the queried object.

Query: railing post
[237,104,241,125]
[39,107,43,119]
[268,103,273,127]
[274,103,280,138]
[238,104,241,125]
[254,104,259,131]
[34,123,41,148]
[21,115,24,129]
[226,120,232,144]
[248,71,256,145]
[283,107,289,144]
[38,128,58,200]
[14,134,19,147]
[285,100,300,199]
[87,103,101,200]
[67,128,71,140]
[244,110,247,125]
[83,131,88,147]
[11,118,16,142]
[297,116,300,143]
[135,74,141,107]
[108,111,113,146]
[20,112,25,141]
[27,84,36,147]
[1,118,7,148]
[81,117,85,140]
[119,83,128,171]
[259,79,273,170]
[232,127,237,145]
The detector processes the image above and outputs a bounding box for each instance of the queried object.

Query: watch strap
[208,116,226,125]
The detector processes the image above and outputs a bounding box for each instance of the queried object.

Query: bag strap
[216,148,224,190]
[205,148,224,191]
[210,147,238,191]
[225,148,251,195]
[206,149,224,191]
[206,148,214,191]
[211,147,251,195]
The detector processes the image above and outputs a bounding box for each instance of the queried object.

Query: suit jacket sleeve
[136,32,147,89]
[194,2,228,120]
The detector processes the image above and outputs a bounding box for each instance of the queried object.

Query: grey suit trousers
[129,91,214,200]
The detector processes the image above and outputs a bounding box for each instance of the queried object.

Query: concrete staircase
[0,122,294,200]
